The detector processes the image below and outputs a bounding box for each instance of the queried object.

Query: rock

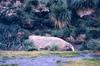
[28,35,75,51]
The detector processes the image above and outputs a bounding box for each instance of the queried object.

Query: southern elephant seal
[28,35,75,51]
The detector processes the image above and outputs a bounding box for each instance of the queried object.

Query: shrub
[23,39,38,51]
[51,27,76,38]
[50,44,59,51]
[80,39,100,51]
[51,29,64,37]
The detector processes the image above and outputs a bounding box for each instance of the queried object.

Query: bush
[50,44,59,51]
[51,27,76,38]
[23,40,38,51]
[80,39,100,51]
[51,29,64,37]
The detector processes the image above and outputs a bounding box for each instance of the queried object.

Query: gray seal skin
[28,35,75,51]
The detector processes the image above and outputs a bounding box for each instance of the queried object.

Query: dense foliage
[0,0,100,51]
[80,39,100,51]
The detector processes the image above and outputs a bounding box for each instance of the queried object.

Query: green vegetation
[23,39,38,51]
[0,0,100,51]
[58,52,79,57]
[65,59,100,66]
[80,39,100,51]
[50,44,59,51]
[0,64,18,66]
[0,51,79,58]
